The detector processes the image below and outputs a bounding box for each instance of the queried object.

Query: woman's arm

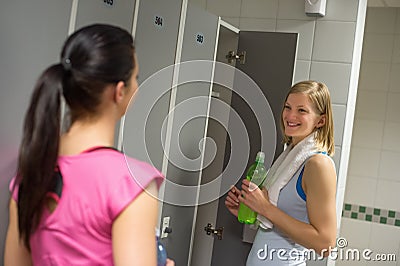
[240,154,337,254]
[4,199,32,266]
[112,180,158,266]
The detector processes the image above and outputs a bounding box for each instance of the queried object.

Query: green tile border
[342,203,400,227]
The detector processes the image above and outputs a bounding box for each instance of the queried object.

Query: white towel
[257,133,318,229]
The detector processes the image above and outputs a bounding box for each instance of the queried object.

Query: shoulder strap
[296,151,334,201]
[296,165,307,201]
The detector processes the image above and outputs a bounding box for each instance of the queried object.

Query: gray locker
[75,0,136,32]
[190,22,240,266]
[122,0,182,170]
[0,0,73,262]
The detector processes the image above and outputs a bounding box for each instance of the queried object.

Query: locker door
[190,22,240,266]
[122,0,182,170]
[0,0,73,262]
[159,4,219,266]
[74,0,136,32]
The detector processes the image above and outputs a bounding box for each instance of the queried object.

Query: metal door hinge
[226,50,246,64]
[204,223,224,240]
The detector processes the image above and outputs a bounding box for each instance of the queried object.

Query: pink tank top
[10,148,164,265]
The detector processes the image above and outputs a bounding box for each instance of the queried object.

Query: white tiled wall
[332,104,346,146]
[312,21,356,63]
[344,175,377,207]
[382,122,400,152]
[379,151,400,182]
[351,119,384,149]
[359,62,391,91]
[319,0,359,22]
[239,17,276,31]
[386,93,400,123]
[389,64,400,92]
[293,60,311,83]
[364,7,397,33]
[369,223,400,254]
[309,62,351,104]
[375,180,400,211]
[348,147,381,177]
[362,34,394,62]
[337,221,399,266]
[340,6,400,266]
[355,90,387,120]
[340,217,372,250]
[240,0,278,19]
[277,0,314,21]
[394,35,400,63]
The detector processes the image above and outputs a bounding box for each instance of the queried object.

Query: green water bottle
[237,151,268,224]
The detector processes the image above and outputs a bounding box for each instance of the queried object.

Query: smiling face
[282,92,325,145]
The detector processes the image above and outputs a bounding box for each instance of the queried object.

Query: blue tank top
[246,163,308,266]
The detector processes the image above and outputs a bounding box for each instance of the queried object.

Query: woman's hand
[166,258,175,266]
[238,179,272,216]
[225,186,241,217]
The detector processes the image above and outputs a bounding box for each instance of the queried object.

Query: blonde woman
[226,81,337,265]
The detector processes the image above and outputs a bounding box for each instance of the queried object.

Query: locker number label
[103,0,114,7]
[154,15,164,29]
[196,32,204,45]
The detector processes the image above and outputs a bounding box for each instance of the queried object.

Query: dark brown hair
[14,24,135,249]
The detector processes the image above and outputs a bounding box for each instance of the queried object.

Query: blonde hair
[280,80,335,156]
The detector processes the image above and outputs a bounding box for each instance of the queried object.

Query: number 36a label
[103,0,114,7]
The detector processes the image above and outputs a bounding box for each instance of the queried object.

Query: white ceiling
[367,0,400,7]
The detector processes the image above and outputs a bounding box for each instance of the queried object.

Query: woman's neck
[59,116,117,156]
[291,132,315,147]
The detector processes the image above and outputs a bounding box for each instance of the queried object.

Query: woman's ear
[114,81,126,103]
[317,114,326,129]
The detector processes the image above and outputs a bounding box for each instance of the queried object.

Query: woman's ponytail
[16,63,64,249]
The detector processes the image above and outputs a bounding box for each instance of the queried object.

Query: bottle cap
[256,151,265,163]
